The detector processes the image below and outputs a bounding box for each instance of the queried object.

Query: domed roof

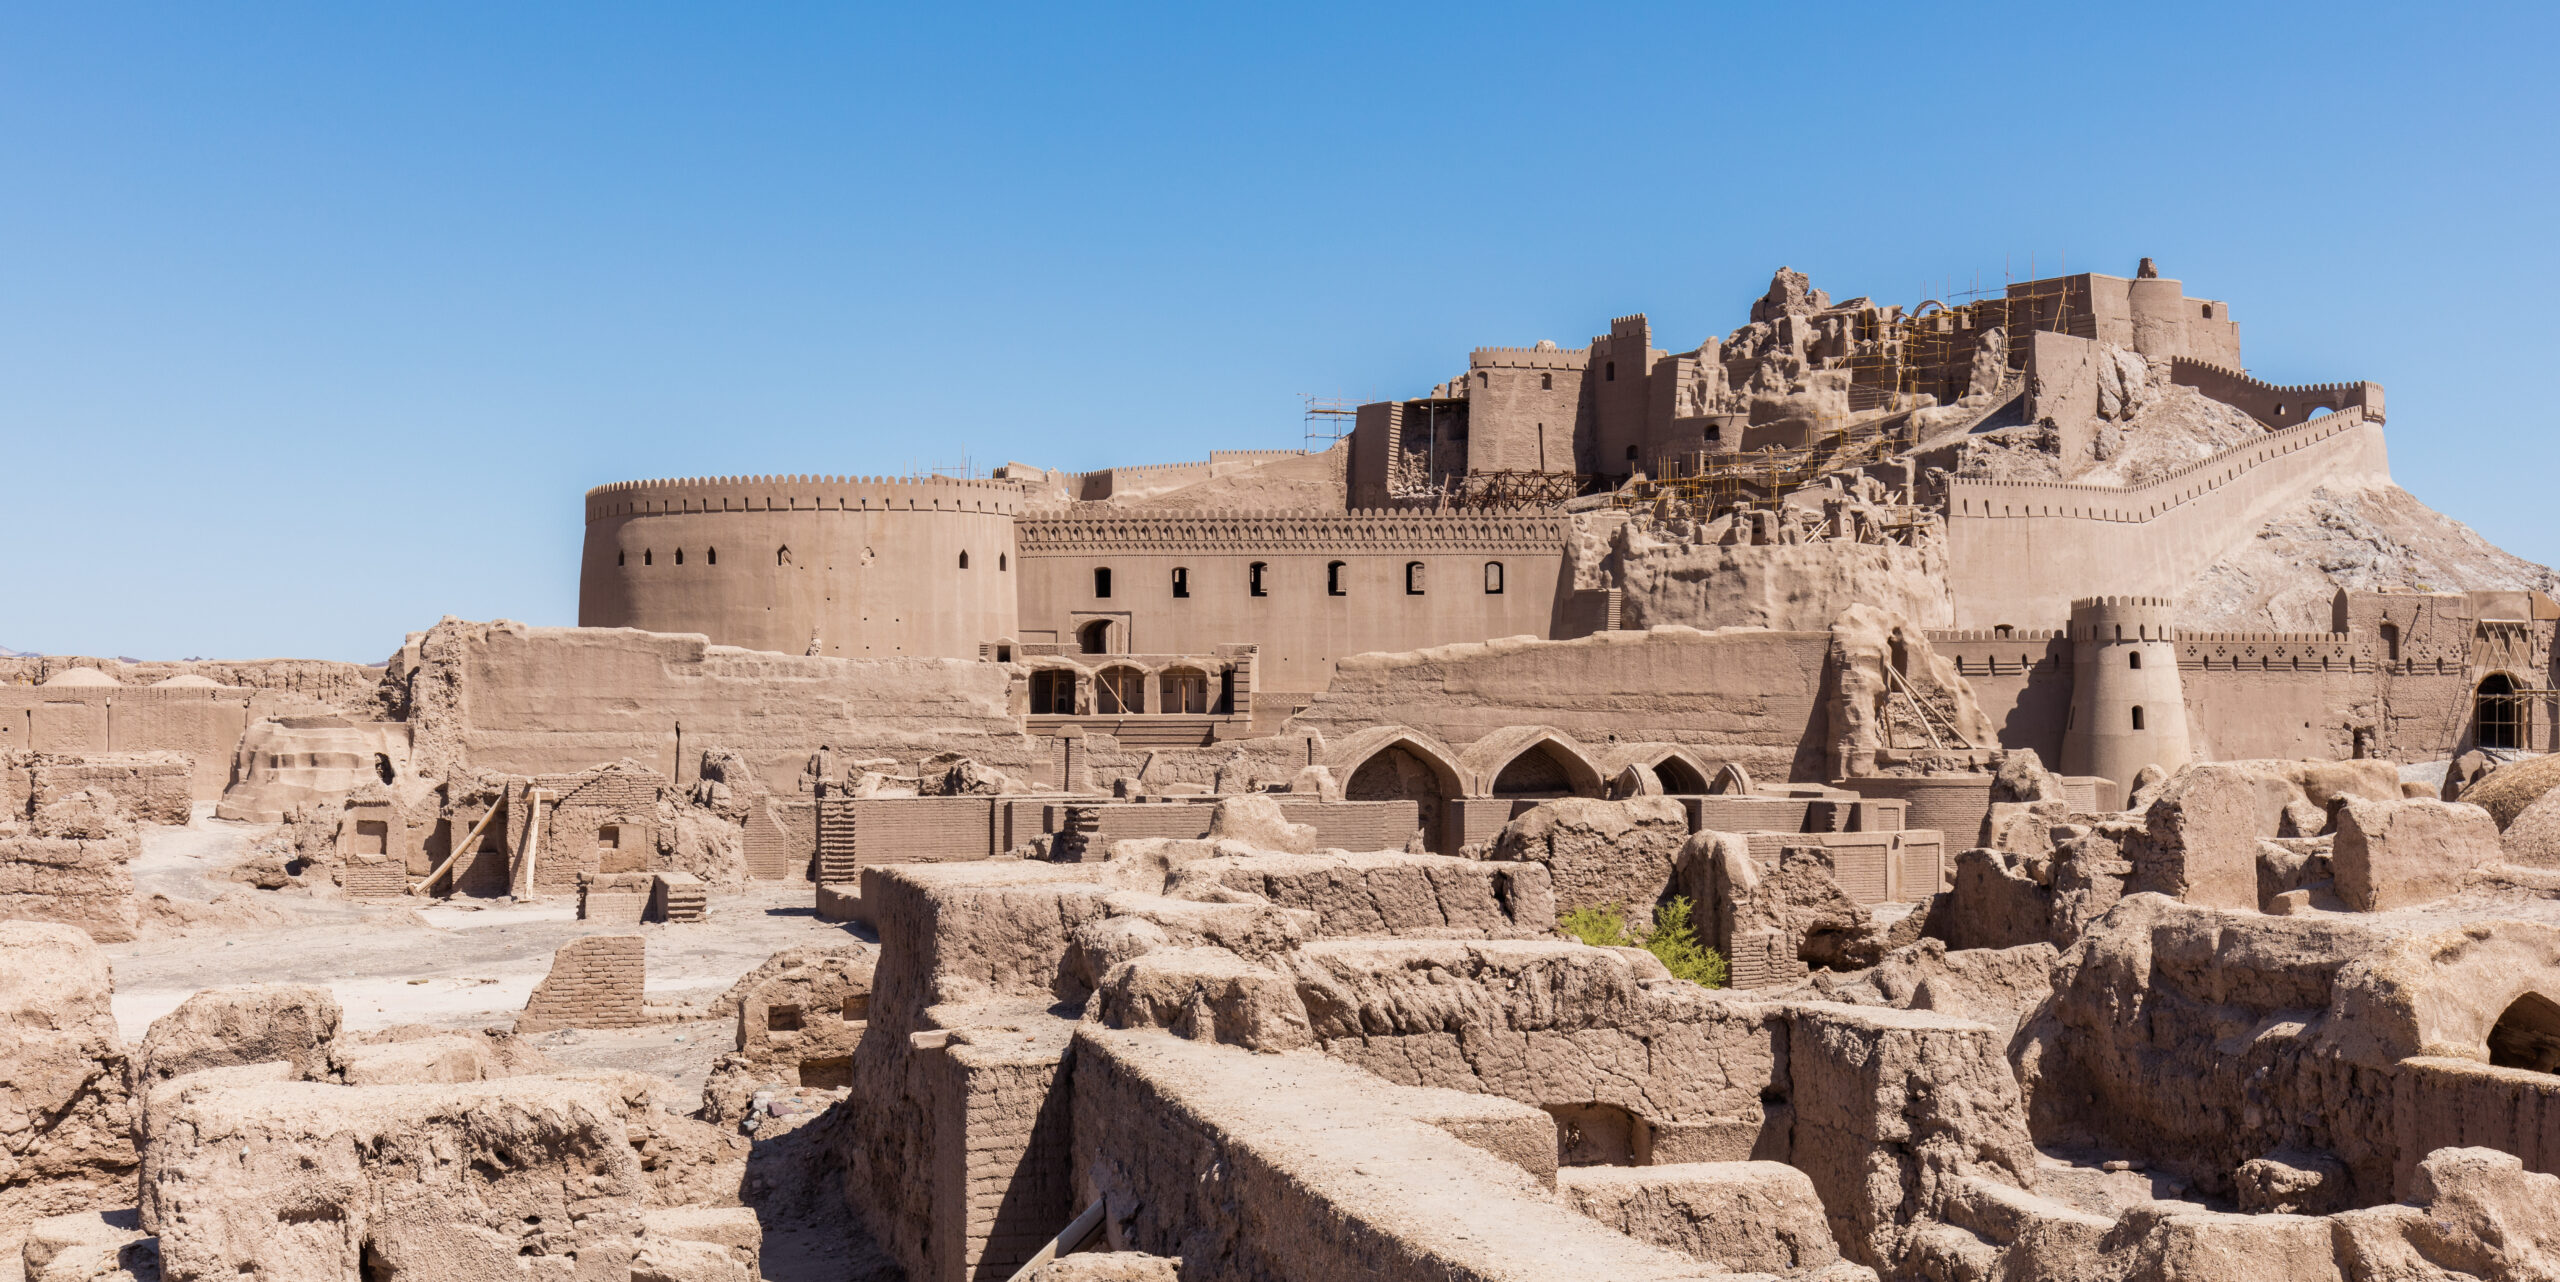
[152,673,224,688]
[40,667,119,687]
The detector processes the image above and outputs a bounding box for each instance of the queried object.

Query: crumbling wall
[0,923,134,1235]
[515,935,647,1033]
[0,789,140,943]
[1291,626,1835,787]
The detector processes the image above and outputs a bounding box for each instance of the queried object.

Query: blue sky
[6,3,2555,660]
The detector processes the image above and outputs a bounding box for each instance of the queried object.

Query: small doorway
[2478,673,2525,750]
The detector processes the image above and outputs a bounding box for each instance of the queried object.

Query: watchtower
[2061,596,2192,805]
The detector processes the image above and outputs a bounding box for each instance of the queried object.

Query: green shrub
[1557,903,1629,948]
[1643,896,1728,989]
[1557,898,1726,988]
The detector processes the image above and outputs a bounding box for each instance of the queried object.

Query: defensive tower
[2061,595,2193,804]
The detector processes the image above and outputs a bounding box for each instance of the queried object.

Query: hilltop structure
[14,258,2560,1281]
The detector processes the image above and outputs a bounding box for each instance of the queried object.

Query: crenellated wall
[579,474,1025,660]
[1944,408,2390,629]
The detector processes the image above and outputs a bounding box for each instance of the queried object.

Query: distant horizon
[8,3,2556,661]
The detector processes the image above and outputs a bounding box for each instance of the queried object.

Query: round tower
[578,473,1024,661]
[2060,596,2192,803]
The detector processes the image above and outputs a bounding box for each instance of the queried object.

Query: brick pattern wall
[926,1043,1074,1282]
[508,767,667,891]
[516,934,646,1033]
[743,794,814,880]
[339,860,409,899]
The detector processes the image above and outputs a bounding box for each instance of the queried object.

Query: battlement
[1926,629,2068,643]
[1014,507,1572,554]
[585,473,1034,520]
[1945,408,2372,524]
[2171,357,2384,427]
[1469,346,1588,370]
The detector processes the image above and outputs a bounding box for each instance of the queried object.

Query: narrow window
[1605,361,1616,381]
[1484,561,1504,594]
[1249,562,1268,597]
[706,547,717,565]
[618,550,625,566]
[777,546,791,566]
[999,553,1008,571]
[1171,567,1190,598]
[2382,622,2401,661]
[995,644,1012,663]
[959,551,970,569]
[2131,706,2146,730]
[1094,567,1112,598]
[1626,445,1639,461]
[1327,561,1347,596]
[674,548,684,565]
[1541,372,1553,390]
[1705,423,1720,441]
[1405,561,1425,595]
[644,549,653,566]
[2128,651,2142,670]
[2114,625,2122,640]
[1477,371,1489,386]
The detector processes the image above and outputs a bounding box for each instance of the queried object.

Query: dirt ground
[74,806,893,1280]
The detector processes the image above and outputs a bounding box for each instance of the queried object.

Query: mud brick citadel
[14,259,2560,1281]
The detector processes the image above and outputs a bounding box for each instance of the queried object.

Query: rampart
[1943,408,2390,628]
[2170,357,2385,429]
[580,473,1022,659]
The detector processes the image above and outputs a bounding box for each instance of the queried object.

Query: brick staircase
[816,797,860,883]
[650,871,707,923]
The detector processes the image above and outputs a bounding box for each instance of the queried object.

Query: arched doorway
[1652,756,1708,795]
[1028,670,1077,715]
[2477,672,2524,750]
[1346,744,1450,853]
[1094,667,1145,714]
[2489,991,2560,1073]
[1158,668,1209,715]
[1493,744,1580,798]
[1078,620,1113,655]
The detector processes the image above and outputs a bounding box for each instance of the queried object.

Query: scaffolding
[1445,469,1586,510]
[1302,394,1358,451]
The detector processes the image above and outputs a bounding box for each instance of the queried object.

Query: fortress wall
[579,475,1024,661]
[2170,358,2385,430]
[0,686,314,799]
[1926,630,2073,764]
[409,620,1037,787]
[1944,409,2390,629]
[1015,509,1573,695]
[2177,631,2376,763]
[1290,627,1832,785]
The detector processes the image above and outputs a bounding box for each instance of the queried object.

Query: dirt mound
[2185,482,2560,631]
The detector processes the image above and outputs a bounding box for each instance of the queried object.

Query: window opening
[1094,567,1112,598]
[2129,651,2142,670]
[675,548,684,565]
[2130,706,2145,731]
[1171,567,1189,598]
[707,547,716,565]
[958,551,970,569]
[1249,562,1268,597]
[1327,561,1346,597]
[1405,561,1425,595]
[1484,561,1504,594]
[1078,621,1111,655]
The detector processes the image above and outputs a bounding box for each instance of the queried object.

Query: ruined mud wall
[1944,409,2389,629]
[1289,626,1832,785]
[1614,534,1953,632]
[0,658,384,711]
[398,619,1042,787]
[0,684,340,800]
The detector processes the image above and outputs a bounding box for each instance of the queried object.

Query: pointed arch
[1459,726,1607,799]
[1326,725,1466,854]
